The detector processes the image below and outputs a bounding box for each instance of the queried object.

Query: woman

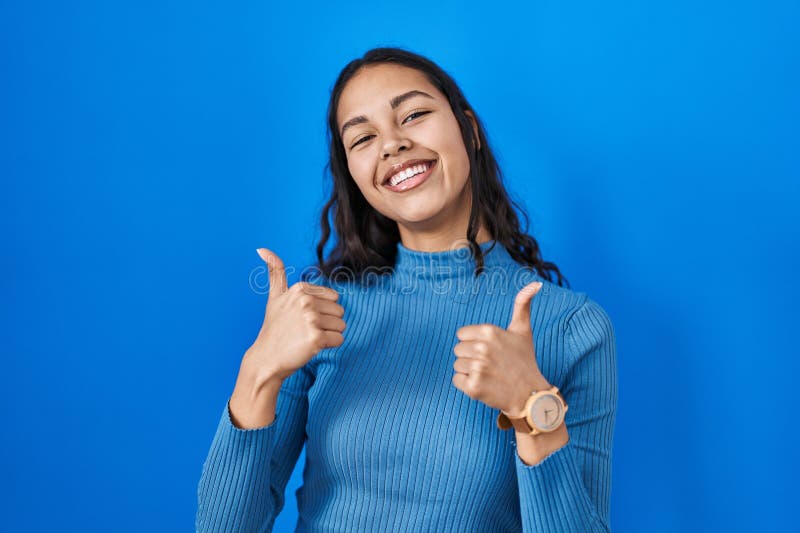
[196,47,617,532]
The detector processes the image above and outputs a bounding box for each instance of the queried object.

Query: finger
[453,341,486,360]
[453,356,477,376]
[298,282,340,301]
[316,314,347,333]
[257,248,289,296]
[455,323,498,342]
[453,341,470,359]
[452,371,468,390]
[451,372,474,397]
[315,299,345,318]
[507,281,543,336]
[321,330,345,348]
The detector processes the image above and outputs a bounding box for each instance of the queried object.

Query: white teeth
[388,163,430,187]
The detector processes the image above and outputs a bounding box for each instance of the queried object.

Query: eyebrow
[340,90,435,137]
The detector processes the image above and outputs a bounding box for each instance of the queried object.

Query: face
[336,63,480,236]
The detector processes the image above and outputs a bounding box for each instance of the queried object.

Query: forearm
[197,361,309,532]
[196,400,280,532]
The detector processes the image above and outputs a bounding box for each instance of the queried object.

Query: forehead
[336,64,441,125]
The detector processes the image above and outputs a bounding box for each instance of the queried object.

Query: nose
[381,130,411,160]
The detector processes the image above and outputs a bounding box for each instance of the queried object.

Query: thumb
[506,281,543,336]
[256,247,288,296]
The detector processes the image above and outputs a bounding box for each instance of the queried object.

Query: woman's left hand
[452,281,552,416]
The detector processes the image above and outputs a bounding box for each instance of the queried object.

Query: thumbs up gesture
[452,281,552,417]
[244,248,346,382]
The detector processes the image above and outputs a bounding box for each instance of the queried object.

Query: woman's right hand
[244,247,346,385]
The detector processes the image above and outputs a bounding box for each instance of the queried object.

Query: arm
[514,298,618,533]
[195,364,314,533]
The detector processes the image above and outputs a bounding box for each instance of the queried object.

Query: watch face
[530,393,565,431]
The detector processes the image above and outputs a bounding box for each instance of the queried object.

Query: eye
[349,111,431,149]
[351,135,374,148]
[403,110,430,123]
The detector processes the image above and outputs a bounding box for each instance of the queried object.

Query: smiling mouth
[382,158,437,186]
[382,159,437,192]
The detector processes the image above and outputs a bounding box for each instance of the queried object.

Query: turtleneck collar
[394,239,518,280]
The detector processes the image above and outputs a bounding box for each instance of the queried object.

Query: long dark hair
[308,46,569,288]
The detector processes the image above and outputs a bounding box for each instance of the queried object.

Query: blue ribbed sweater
[196,240,617,532]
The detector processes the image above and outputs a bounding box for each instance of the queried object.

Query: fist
[246,248,346,381]
[452,281,551,416]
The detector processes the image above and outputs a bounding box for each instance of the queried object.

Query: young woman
[197,47,617,532]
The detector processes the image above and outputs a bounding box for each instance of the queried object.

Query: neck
[397,208,493,252]
[397,227,494,253]
[394,237,517,283]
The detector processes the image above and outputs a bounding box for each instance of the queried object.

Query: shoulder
[528,281,617,403]
[299,265,331,287]
[298,265,349,294]
[511,273,585,334]
[556,290,616,370]
[299,263,381,290]
[529,277,615,359]
[564,297,615,342]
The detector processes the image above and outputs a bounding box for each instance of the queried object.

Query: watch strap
[496,411,535,433]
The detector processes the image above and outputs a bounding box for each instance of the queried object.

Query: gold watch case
[497,386,568,436]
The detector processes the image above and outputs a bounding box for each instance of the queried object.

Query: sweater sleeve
[513,298,618,533]
[195,364,314,533]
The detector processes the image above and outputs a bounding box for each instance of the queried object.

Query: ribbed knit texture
[196,240,617,532]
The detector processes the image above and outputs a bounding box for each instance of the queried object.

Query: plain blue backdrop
[2,1,797,532]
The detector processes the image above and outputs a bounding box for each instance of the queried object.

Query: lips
[382,158,437,186]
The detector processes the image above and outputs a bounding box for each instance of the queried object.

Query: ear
[464,110,481,151]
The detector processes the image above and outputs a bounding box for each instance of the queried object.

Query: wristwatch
[496,386,568,435]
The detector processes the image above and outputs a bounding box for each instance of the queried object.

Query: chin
[396,203,447,222]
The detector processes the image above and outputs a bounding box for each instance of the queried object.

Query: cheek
[430,119,471,179]
[347,155,378,191]
[442,137,471,180]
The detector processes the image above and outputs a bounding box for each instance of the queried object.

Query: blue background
[2,1,797,531]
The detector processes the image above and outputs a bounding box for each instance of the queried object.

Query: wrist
[505,372,552,417]
[229,362,284,430]
[232,362,282,402]
[240,351,285,391]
